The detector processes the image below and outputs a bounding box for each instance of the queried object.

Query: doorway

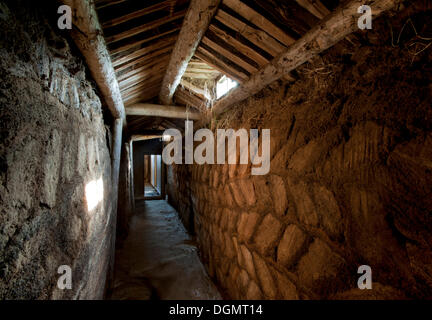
[144,154,162,198]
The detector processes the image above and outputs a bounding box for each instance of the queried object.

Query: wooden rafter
[114,46,173,74]
[119,67,167,91]
[159,0,221,105]
[195,48,248,83]
[117,56,170,82]
[112,36,177,67]
[175,87,206,110]
[102,2,172,28]
[63,0,125,121]
[110,27,181,55]
[180,79,209,100]
[95,0,126,10]
[214,9,286,57]
[201,37,258,74]
[210,0,399,119]
[208,24,269,66]
[295,0,330,19]
[105,9,187,44]
[223,0,295,47]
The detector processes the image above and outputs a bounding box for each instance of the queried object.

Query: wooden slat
[106,9,187,44]
[121,76,161,93]
[223,0,295,47]
[187,62,214,68]
[123,88,161,104]
[175,87,206,110]
[124,84,160,101]
[124,87,164,106]
[109,27,181,55]
[96,0,127,10]
[201,37,257,74]
[117,57,169,82]
[208,24,269,66]
[102,2,171,28]
[121,77,164,98]
[112,36,177,67]
[119,69,166,91]
[115,45,174,73]
[195,48,247,83]
[295,0,330,19]
[215,9,286,57]
[183,72,220,79]
[119,65,167,90]
[180,79,209,100]
[185,67,220,74]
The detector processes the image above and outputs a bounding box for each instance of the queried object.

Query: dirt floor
[109,200,221,300]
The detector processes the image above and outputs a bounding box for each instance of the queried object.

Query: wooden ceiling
[95,0,356,132]
[95,0,190,107]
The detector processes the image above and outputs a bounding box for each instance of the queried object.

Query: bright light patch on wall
[216,75,238,99]
[85,178,104,211]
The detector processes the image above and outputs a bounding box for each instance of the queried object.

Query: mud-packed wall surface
[167,6,432,299]
[0,0,114,299]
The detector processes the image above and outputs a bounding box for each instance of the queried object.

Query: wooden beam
[215,9,286,57]
[102,2,171,28]
[63,0,125,121]
[210,0,398,119]
[159,0,221,105]
[223,0,295,47]
[106,10,187,44]
[126,103,201,120]
[295,0,359,46]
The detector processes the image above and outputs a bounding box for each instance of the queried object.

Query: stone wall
[167,164,194,233]
[0,0,115,299]
[167,9,432,299]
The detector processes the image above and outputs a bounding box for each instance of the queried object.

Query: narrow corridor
[109,200,221,300]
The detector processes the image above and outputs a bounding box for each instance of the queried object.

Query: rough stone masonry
[167,5,432,300]
[0,0,115,299]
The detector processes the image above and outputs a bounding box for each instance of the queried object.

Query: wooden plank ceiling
[95,0,190,108]
[95,0,351,131]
